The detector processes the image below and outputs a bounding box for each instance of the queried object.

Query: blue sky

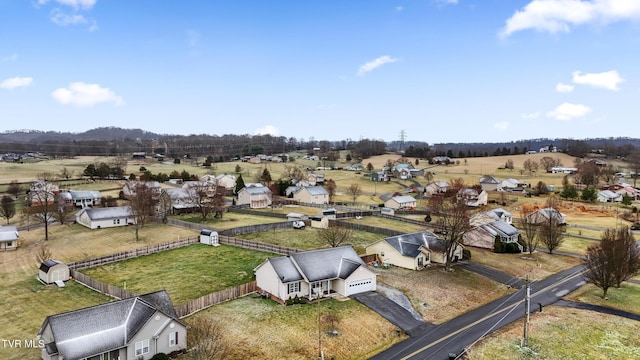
[1,0,639,144]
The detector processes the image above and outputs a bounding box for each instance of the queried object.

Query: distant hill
[0,127,161,143]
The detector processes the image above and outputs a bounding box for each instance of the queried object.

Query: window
[287,282,300,294]
[6,241,12,247]
[135,339,149,356]
[169,331,178,347]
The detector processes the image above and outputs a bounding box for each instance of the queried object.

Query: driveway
[351,291,430,335]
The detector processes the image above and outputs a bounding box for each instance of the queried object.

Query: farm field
[82,244,276,305]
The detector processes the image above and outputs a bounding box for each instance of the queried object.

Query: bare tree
[6,180,22,199]
[0,195,16,224]
[523,159,539,174]
[59,167,74,180]
[324,179,337,204]
[188,183,214,220]
[319,224,352,247]
[539,156,562,173]
[52,194,77,225]
[128,183,158,241]
[186,317,229,360]
[26,177,58,241]
[428,194,471,271]
[583,227,640,298]
[518,204,539,255]
[347,183,362,205]
[35,243,54,264]
[539,197,564,254]
[212,186,226,219]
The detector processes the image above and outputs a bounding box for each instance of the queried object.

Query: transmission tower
[398,130,407,152]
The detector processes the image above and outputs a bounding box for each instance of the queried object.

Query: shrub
[493,237,504,253]
[462,248,472,260]
[151,353,170,360]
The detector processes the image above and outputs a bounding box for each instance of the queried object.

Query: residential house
[215,174,237,191]
[0,225,18,251]
[501,178,527,192]
[158,187,199,217]
[38,260,69,284]
[182,180,216,198]
[121,181,162,200]
[479,176,502,192]
[463,210,520,250]
[551,167,578,174]
[424,181,450,196]
[29,180,60,206]
[429,156,454,165]
[597,190,622,203]
[457,188,488,207]
[75,206,135,229]
[525,207,566,225]
[366,230,463,270]
[585,158,607,167]
[38,290,186,360]
[615,183,640,200]
[308,173,325,186]
[237,184,272,208]
[58,190,102,208]
[392,163,414,180]
[289,186,329,205]
[131,151,147,159]
[384,195,417,210]
[371,171,389,182]
[254,246,376,303]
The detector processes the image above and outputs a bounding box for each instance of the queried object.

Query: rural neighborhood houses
[58,190,102,208]
[525,207,567,225]
[463,210,520,251]
[37,290,186,360]
[254,246,376,303]
[287,185,329,205]
[366,230,463,270]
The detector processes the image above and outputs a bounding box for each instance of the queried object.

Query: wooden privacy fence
[174,281,257,318]
[219,235,300,255]
[334,220,404,237]
[219,221,295,236]
[67,237,199,270]
[71,269,137,300]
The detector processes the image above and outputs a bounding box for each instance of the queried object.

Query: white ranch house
[75,206,135,229]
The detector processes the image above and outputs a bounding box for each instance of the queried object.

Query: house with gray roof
[366,230,463,270]
[525,207,566,225]
[254,246,376,303]
[75,206,135,229]
[424,180,449,196]
[0,225,18,251]
[307,173,325,186]
[37,290,186,360]
[597,189,622,203]
[463,210,520,250]
[158,187,199,217]
[237,184,272,208]
[479,176,502,191]
[384,195,417,210]
[288,186,329,205]
[58,190,102,208]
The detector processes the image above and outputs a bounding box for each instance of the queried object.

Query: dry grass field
[465,306,640,359]
[469,249,584,281]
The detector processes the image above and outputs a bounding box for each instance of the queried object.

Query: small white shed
[39,260,70,284]
[319,208,337,219]
[200,229,219,246]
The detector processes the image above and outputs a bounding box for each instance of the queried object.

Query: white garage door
[346,278,375,295]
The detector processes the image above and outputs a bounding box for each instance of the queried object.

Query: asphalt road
[370,265,586,360]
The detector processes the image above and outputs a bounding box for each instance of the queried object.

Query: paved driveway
[350,291,430,335]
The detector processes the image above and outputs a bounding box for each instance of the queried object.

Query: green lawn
[82,244,276,305]
[236,227,382,254]
[566,282,640,313]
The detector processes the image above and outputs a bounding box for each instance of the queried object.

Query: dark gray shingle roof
[382,231,444,257]
[267,246,365,284]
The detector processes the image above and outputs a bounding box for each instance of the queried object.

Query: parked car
[292,221,305,229]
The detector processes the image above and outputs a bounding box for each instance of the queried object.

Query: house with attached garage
[424,180,449,196]
[37,290,186,360]
[157,187,199,217]
[384,195,417,210]
[525,207,566,225]
[307,173,325,186]
[75,206,135,229]
[237,183,272,208]
[501,178,527,192]
[0,225,19,251]
[479,176,502,192]
[365,230,463,270]
[254,246,376,303]
[121,181,163,200]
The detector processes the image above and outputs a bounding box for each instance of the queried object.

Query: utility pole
[522,275,530,348]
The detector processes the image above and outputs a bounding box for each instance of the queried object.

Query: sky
[1,0,639,144]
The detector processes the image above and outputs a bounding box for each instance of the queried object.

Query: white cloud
[55,0,96,10]
[547,102,591,121]
[51,9,87,26]
[1,53,18,62]
[555,83,574,93]
[51,82,124,107]
[521,112,540,119]
[500,0,640,38]
[395,5,404,12]
[357,55,399,76]
[494,121,509,129]
[253,125,280,136]
[0,76,33,89]
[572,70,624,91]
[186,29,201,47]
